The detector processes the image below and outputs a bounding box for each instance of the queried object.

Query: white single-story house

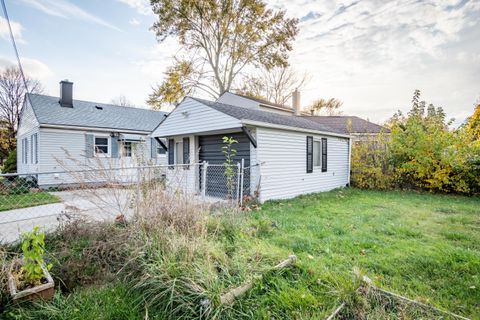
[152,91,352,203]
[17,80,167,186]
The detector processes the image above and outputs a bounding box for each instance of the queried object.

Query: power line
[1,0,32,104]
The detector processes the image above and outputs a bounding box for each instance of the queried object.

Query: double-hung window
[313,140,321,167]
[22,138,28,164]
[94,136,110,156]
[175,141,183,164]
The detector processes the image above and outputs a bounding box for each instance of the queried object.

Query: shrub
[350,132,394,190]
[2,149,16,174]
[19,226,52,287]
[351,91,480,195]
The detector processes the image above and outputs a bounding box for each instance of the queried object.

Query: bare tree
[236,66,309,106]
[307,98,344,116]
[111,95,134,107]
[0,67,43,147]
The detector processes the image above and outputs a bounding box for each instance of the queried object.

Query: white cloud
[0,57,53,81]
[19,0,122,31]
[263,0,480,123]
[136,37,179,80]
[0,17,25,43]
[118,0,152,15]
[129,18,141,26]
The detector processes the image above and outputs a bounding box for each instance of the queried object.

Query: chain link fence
[0,161,258,243]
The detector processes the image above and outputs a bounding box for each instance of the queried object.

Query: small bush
[19,226,51,287]
[2,149,16,174]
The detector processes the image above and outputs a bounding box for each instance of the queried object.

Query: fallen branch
[361,276,471,320]
[219,255,297,305]
[325,302,346,320]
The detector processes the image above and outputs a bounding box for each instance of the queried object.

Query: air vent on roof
[95,106,103,110]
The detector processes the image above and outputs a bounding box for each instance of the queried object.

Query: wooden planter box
[8,263,55,302]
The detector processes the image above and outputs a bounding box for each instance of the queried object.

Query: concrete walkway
[0,189,134,244]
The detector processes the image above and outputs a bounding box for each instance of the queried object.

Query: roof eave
[241,120,352,139]
[39,123,152,134]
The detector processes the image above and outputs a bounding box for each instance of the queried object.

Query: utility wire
[1,0,33,105]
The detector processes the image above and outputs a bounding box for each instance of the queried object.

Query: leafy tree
[236,66,308,106]
[307,98,343,116]
[148,0,299,109]
[466,103,480,140]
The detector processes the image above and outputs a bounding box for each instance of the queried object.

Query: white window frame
[121,141,133,158]
[21,138,25,164]
[313,140,322,168]
[94,135,110,157]
[31,134,37,164]
[175,141,183,164]
[23,138,28,164]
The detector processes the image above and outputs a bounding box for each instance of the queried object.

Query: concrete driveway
[0,188,134,244]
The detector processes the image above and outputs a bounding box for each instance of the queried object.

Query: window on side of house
[313,140,321,168]
[21,138,25,163]
[24,138,28,164]
[157,139,166,155]
[122,142,132,157]
[31,133,38,164]
[94,136,110,156]
[175,141,183,164]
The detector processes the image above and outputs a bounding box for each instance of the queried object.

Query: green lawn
[246,189,480,318]
[2,189,479,319]
[0,192,61,211]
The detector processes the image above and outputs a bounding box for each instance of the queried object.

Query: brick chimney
[292,89,301,116]
[59,80,73,107]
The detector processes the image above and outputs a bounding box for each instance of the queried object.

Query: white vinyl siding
[17,101,40,174]
[152,97,241,137]
[256,127,350,202]
[37,128,155,186]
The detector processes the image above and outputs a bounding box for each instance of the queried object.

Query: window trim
[175,141,184,164]
[313,140,322,168]
[23,138,28,164]
[156,139,167,156]
[122,141,133,158]
[94,135,111,157]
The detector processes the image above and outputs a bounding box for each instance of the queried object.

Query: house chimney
[59,80,73,107]
[292,89,301,116]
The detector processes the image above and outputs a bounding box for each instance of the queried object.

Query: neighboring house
[152,95,352,203]
[305,116,390,142]
[17,80,167,186]
[219,92,389,142]
[217,91,311,116]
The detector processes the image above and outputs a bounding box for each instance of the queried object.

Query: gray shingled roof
[190,97,345,135]
[28,93,166,132]
[305,116,389,134]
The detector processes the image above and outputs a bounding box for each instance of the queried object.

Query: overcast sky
[1,0,479,125]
